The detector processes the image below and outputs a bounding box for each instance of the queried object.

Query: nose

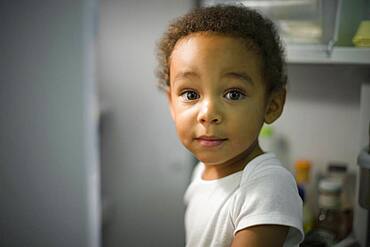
[197,98,222,125]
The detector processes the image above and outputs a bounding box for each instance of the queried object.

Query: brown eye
[180,90,199,101]
[224,89,246,101]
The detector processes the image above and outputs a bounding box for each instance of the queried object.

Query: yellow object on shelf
[353,20,370,47]
[295,159,311,184]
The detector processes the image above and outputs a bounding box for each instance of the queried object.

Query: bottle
[327,162,355,210]
[294,159,314,233]
[326,163,354,237]
[302,167,353,246]
[316,178,348,242]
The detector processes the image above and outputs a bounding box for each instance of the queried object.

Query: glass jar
[316,178,350,242]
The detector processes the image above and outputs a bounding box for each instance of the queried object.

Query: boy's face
[167,33,284,167]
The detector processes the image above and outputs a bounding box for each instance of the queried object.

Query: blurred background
[1,0,370,247]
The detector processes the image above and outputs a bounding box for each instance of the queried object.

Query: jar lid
[319,178,342,193]
[327,162,347,173]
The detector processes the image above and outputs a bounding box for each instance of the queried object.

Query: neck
[202,140,264,180]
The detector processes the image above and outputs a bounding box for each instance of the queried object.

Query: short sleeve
[231,166,304,246]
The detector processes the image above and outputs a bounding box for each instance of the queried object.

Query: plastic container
[295,159,311,185]
[295,159,314,233]
[201,0,341,45]
[352,21,370,48]
[240,0,329,44]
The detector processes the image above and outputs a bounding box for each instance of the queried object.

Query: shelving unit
[286,45,370,65]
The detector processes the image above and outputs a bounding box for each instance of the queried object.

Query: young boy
[156,5,303,247]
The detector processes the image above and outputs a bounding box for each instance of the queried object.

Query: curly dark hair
[156,4,287,92]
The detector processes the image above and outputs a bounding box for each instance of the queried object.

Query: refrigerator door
[354,83,370,247]
[0,1,101,246]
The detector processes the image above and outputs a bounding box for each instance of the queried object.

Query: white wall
[0,1,100,247]
[274,64,369,173]
[97,0,194,246]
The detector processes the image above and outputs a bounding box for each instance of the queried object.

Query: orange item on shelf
[295,159,311,184]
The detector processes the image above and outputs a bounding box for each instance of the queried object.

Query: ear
[166,89,175,121]
[264,88,286,124]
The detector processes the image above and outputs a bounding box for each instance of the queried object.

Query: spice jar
[316,178,349,242]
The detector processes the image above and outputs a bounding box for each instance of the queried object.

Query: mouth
[194,135,227,148]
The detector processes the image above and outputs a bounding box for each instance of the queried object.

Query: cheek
[173,107,196,144]
[175,123,193,150]
[228,105,265,136]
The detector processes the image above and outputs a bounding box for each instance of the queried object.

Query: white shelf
[286,45,370,65]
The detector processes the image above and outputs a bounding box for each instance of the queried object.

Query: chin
[194,153,229,166]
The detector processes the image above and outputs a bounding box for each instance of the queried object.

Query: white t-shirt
[184,153,304,247]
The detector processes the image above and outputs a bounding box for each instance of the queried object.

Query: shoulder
[231,153,304,245]
[234,153,300,211]
[239,152,295,186]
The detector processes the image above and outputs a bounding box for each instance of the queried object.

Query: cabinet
[199,0,370,65]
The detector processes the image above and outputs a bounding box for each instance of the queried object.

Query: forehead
[172,32,260,60]
[169,33,264,84]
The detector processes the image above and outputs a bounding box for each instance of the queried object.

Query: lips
[195,135,227,147]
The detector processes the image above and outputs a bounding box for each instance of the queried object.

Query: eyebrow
[223,71,254,86]
[172,70,254,86]
[173,71,200,82]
